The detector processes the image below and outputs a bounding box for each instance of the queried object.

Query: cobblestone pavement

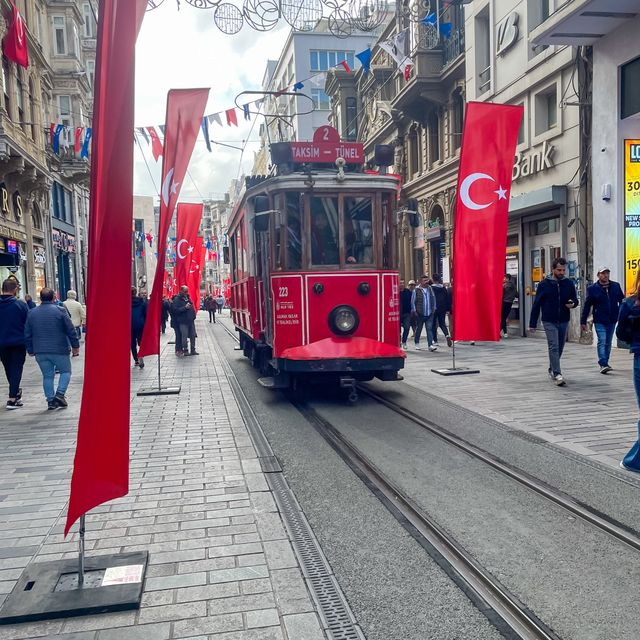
[0,314,325,640]
[401,333,639,470]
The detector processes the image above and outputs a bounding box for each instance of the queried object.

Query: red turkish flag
[189,237,205,311]
[174,203,203,293]
[452,102,522,342]
[2,1,28,68]
[138,88,209,358]
[146,126,163,161]
[64,0,148,537]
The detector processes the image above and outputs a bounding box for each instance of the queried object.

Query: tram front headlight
[329,305,359,336]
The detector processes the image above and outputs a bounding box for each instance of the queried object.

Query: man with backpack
[580,267,625,374]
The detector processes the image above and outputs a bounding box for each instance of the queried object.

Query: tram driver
[311,211,339,265]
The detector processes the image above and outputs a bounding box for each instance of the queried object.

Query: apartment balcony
[47,145,90,184]
[530,0,640,46]
[391,26,465,112]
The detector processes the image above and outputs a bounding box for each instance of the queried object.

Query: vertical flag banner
[2,1,29,68]
[624,140,640,294]
[138,88,210,358]
[146,126,164,161]
[174,202,203,293]
[65,0,148,537]
[452,101,523,342]
[189,237,205,312]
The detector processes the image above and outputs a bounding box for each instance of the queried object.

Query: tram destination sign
[273,126,364,165]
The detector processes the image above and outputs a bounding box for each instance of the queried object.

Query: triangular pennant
[243,103,251,121]
[201,117,211,152]
[356,48,371,74]
[225,108,238,127]
[136,127,149,144]
[293,82,304,92]
[208,113,223,127]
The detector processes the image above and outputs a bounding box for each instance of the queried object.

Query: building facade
[132,195,156,294]
[532,1,640,298]
[465,0,587,337]
[202,196,231,298]
[0,0,94,302]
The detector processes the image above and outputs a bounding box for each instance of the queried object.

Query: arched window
[345,97,357,141]
[16,69,25,130]
[32,203,43,231]
[29,79,37,141]
[2,56,12,118]
[409,128,420,177]
[428,110,440,165]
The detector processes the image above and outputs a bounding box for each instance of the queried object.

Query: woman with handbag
[616,271,640,471]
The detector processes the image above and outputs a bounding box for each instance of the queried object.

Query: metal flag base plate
[137,386,181,396]
[0,551,148,625]
[431,367,480,376]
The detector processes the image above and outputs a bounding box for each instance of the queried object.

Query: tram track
[216,318,640,640]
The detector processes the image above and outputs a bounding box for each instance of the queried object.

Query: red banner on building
[138,88,209,358]
[2,1,29,68]
[174,202,203,295]
[189,237,205,311]
[64,0,147,537]
[452,102,522,342]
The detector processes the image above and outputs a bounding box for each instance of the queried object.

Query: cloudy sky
[133,4,290,203]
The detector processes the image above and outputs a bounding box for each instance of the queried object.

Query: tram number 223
[278,286,289,298]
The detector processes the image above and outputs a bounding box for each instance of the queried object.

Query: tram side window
[285,192,302,270]
[344,196,373,265]
[236,231,243,279]
[310,196,340,266]
[230,232,238,281]
[382,193,393,269]
[274,194,284,270]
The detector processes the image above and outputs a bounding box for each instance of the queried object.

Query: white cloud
[133,5,290,201]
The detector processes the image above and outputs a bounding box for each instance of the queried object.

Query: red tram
[228,126,405,398]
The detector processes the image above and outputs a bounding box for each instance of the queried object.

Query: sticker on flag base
[0,551,148,624]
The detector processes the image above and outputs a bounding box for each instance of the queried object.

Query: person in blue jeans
[580,266,624,374]
[24,287,80,410]
[528,257,578,386]
[616,275,640,472]
[411,275,437,351]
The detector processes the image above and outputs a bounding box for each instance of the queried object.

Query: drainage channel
[211,326,365,640]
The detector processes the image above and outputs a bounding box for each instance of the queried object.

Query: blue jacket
[529,276,578,327]
[580,280,625,326]
[617,297,640,353]
[131,296,147,331]
[0,295,28,347]
[25,301,79,354]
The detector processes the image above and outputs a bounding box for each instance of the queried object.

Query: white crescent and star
[161,168,180,207]
[459,172,508,210]
[176,239,194,260]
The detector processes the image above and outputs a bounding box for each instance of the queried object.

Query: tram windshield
[344,196,373,265]
[310,196,340,266]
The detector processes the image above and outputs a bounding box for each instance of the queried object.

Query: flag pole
[77,515,86,588]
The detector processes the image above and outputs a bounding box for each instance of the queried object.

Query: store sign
[0,224,26,242]
[34,247,46,264]
[624,139,640,294]
[497,12,519,56]
[512,141,555,182]
[6,239,17,253]
[0,184,9,216]
[52,229,76,253]
[425,216,442,240]
[13,192,23,218]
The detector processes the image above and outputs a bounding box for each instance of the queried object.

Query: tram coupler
[340,376,358,403]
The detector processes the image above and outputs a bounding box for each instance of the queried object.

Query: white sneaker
[415,345,422,350]
[428,345,438,352]
[401,343,407,350]
[554,374,565,386]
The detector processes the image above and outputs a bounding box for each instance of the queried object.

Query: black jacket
[172,294,196,323]
[502,280,518,304]
[161,299,171,322]
[529,276,577,327]
[131,296,147,331]
[432,284,450,314]
[400,289,413,315]
[580,280,624,326]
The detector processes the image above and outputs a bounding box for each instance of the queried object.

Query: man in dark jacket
[580,266,625,374]
[172,285,197,356]
[25,287,79,410]
[131,287,147,368]
[501,274,518,338]
[204,294,217,323]
[399,280,412,349]
[529,257,578,386]
[0,279,28,409]
[431,274,452,347]
[411,274,437,351]
[161,296,170,334]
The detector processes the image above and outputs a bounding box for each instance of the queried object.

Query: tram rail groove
[292,399,560,640]
[357,384,640,553]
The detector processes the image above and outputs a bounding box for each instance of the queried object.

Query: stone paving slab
[0,313,325,639]
[402,333,639,470]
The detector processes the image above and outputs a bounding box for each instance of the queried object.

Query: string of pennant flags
[132,24,457,161]
[132,229,223,263]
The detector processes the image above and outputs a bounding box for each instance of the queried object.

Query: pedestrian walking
[0,279,28,410]
[161,296,170,334]
[205,294,217,323]
[431,274,452,347]
[24,294,35,309]
[216,294,225,315]
[399,280,412,349]
[528,257,578,386]
[63,290,86,341]
[131,287,147,368]
[24,287,79,410]
[501,274,518,337]
[411,274,437,351]
[580,267,624,374]
[170,294,183,356]
[616,271,640,471]
[173,285,198,356]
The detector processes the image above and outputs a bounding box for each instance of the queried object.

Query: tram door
[255,225,273,344]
